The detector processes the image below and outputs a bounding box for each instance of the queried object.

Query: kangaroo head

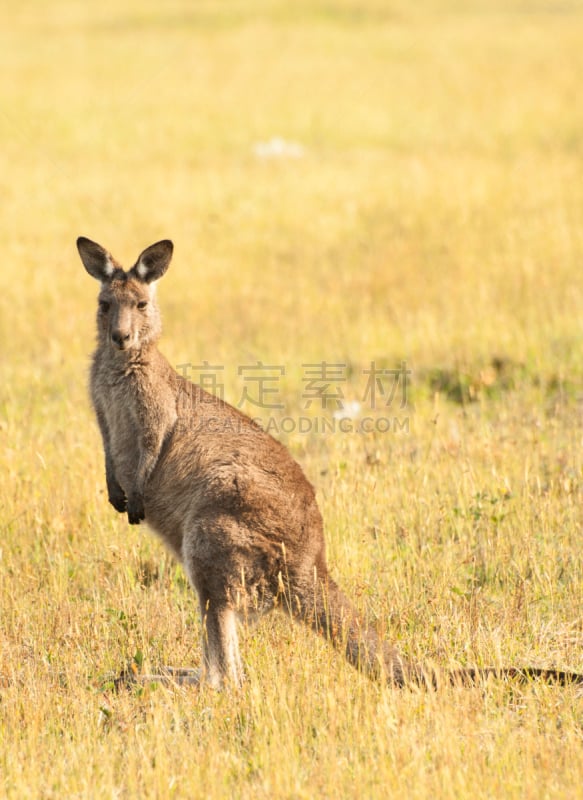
[77,237,173,352]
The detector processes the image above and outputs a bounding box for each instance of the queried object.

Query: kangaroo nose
[112,331,130,348]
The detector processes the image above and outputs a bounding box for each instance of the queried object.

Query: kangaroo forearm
[95,408,126,512]
[125,444,162,524]
[134,442,162,496]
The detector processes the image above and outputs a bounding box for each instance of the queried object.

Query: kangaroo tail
[446,666,583,687]
[288,570,426,686]
[287,570,583,689]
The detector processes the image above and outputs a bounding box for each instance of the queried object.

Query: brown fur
[78,237,583,690]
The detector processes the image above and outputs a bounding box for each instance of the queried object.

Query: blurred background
[2,0,583,381]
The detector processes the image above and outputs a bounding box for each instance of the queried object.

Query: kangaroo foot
[111,663,201,690]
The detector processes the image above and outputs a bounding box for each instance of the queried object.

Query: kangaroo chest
[92,352,179,494]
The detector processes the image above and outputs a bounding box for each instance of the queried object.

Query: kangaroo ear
[131,240,173,284]
[77,237,118,282]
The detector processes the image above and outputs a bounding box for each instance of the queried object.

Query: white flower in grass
[253,137,305,159]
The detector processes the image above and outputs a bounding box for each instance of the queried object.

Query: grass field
[1,0,583,797]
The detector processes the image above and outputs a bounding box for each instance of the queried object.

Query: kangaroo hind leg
[200,598,244,689]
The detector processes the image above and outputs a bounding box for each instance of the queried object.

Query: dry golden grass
[1,1,583,797]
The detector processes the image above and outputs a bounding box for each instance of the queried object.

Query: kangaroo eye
[99,300,110,313]
[137,300,148,310]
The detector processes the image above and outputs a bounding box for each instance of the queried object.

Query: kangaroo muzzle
[111,329,131,349]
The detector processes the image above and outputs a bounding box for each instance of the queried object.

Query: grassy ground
[1,0,583,797]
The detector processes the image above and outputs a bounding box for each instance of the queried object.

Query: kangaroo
[78,236,582,690]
